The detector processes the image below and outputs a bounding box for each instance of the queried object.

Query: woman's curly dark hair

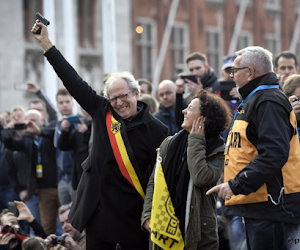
[194,89,232,135]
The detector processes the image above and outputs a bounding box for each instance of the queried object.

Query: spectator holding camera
[0,201,46,250]
[3,110,60,235]
[45,203,85,250]
[57,107,92,190]
[175,52,220,128]
[282,74,300,140]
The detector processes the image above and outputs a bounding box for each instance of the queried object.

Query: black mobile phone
[14,123,27,130]
[8,202,18,216]
[181,75,199,84]
[220,81,239,100]
[35,12,50,34]
[14,83,28,91]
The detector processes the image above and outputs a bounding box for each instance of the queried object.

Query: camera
[292,98,300,103]
[35,12,50,34]
[51,236,66,245]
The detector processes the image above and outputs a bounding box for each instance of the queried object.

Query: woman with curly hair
[142,89,232,250]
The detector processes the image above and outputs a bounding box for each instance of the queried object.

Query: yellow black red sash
[106,110,146,200]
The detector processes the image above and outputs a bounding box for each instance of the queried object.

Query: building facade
[0,0,300,111]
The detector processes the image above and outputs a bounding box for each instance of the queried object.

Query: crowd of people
[0,19,300,250]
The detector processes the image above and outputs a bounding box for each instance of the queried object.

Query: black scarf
[162,129,224,237]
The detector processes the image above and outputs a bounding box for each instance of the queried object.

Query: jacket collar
[239,72,279,100]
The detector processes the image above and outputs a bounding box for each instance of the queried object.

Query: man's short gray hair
[58,202,72,215]
[235,46,273,74]
[103,72,140,99]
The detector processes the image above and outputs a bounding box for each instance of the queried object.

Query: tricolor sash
[106,109,146,200]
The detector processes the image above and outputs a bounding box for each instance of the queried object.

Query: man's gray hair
[235,46,273,74]
[103,72,141,99]
[58,202,72,215]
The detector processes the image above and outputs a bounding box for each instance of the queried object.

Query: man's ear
[274,68,278,74]
[296,66,299,73]
[205,63,210,72]
[247,68,255,81]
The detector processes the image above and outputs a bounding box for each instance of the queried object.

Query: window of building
[264,0,280,11]
[137,20,156,80]
[77,0,95,48]
[171,24,188,80]
[266,36,278,57]
[206,30,220,77]
[23,0,43,43]
[237,33,252,51]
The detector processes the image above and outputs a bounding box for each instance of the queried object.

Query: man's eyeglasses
[109,90,135,104]
[231,67,249,75]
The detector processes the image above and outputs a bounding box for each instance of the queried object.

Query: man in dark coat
[153,80,179,136]
[31,21,168,249]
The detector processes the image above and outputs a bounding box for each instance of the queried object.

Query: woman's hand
[190,116,206,136]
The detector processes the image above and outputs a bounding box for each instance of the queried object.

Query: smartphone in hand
[14,83,28,91]
[181,75,198,84]
[8,202,18,216]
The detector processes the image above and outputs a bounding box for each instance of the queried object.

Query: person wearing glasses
[207,46,300,250]
[31,21,168,250]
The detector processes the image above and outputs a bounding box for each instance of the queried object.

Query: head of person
[0,110,11,124]
[22,237,46,250]
[139,94,158,114]
[182,90,232,135]
[157,80,176,109]
[0,209,19,228]
[58,203,81,241]
[29,99,48,120]
[231,46,273,89]
[186,52,209,80]
[138,79,152,96]
[103,72,140,119]
[56,88,74,116]
[221,55,237,81]
[11,107,26,123]
[274,51,298,80]
[283,74,300,99]
[25,110,44,129]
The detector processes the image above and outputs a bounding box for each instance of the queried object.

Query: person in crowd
[5,107,26,138]
[138,78,152,96]
[0,115,20,219]
[31,20,168,249]
[26,81,58,126]
[3,110,60,235]
[0,111,10,124]
[274,51,298,87]
[22,236,46,250]
[219,55,245,250]
[153,80,179,136]
[44,203,85,250]
[174,52,220,128]
[53,88,77,205]
[220,55,240,113]
[176,52,220,106]
[139,94,158,114]
[282,74,300,140]
[57,107,92,190]
[207,46,300,250]
[142,89,231,249]
[0,201,47,250]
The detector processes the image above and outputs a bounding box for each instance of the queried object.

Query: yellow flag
[150,161,184,250]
